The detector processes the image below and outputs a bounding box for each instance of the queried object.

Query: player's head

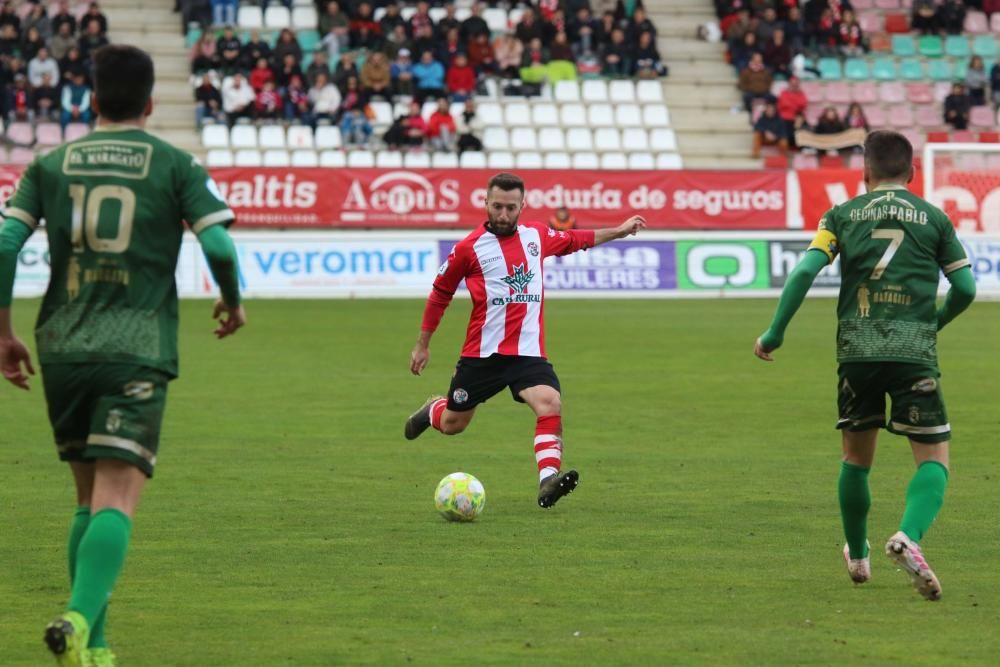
[863,130,914,190]
[92,45,154,123]
[485,172,525,237]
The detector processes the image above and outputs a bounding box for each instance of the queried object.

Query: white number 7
[869,229,904,280]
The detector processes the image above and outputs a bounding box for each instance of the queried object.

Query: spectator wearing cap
[50,21,76,60]
[738,52,773,113]
[216,26,242,75]
[222,72,255,125]
[308,71,341,124]
[60,72,91,128]
[28,47,60,90]
[241,30,271,71]
[751,101,789,159]
[427,97,456,152]
[446,53,476,101]
[391,48,415,96]
[35,72,59,121]
[8,73,34,124]
[412,50,446,101]
[777,75,808,136]
[194,72,224,126]
[361,51,392,100]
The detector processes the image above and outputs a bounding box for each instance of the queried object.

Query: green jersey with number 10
[3,126,234,377]
[807,184,970,366]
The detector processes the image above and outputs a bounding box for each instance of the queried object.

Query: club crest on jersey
[527,241,539,257]
[502,263,535,294]
[453,388,469,404]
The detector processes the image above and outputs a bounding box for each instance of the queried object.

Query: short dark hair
[487,172,525,195]
[93,45,154,122]
[863,130,913,182]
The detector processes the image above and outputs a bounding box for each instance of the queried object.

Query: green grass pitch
[2,298,1000,665]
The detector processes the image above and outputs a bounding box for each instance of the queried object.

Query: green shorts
[41,363,171,477]
[836,362,950,444]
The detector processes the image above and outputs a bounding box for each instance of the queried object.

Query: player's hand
[410,343,430,376]
[618,215,647,238]
[0,335,35,390]
[212,300,246,339]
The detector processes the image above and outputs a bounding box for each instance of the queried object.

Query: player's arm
[593,215,646,246]
[754,228,835,361]
[411,245,469,375]
[936,221,975,331]
[0,218,37,389]
[544,215,646,258]
[195,224,245,338]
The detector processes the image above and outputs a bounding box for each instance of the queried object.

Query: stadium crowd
[714,0,1000,159]
[0,1,109,132]
[186,0,665,154]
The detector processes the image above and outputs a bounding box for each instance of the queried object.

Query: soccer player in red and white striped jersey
[404,172,646,508]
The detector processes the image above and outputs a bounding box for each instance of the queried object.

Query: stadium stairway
[102,0,202,155]
[650,0,760,169]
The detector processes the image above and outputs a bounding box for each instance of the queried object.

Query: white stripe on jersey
[516,226,543,357]
[473,233,508,356]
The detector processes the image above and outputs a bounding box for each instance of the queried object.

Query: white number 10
[869,229,904,280]
[69,184,136,254]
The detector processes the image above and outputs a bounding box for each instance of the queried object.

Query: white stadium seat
[565,127,593,152]
[287,125,314,149]
[291,6,318,29]
[258,125,286,148]
[401,7,417,21]
[600,153,628,170]
[608,80,636,103]
[482,127,510,151]
[572,152,599,169]
[581,79,609,102]
[504,101,532,127]
[636,80,664,103]
[553,80,579,102]
[650,128,678,152]
[455,7,472,21]
[594,128,621,152]
[347,150,376,167]
[477,102,503,126]
[657,153,684,170]
[234,149,262,166]
[538,127,566,152]
[315,125,343,149]
[429,7,447,22]
[531,103,559,126]
[483,8,507,32]
[643,104,671,127]
[319,150,346,167]
[460,151,487,168]
[264,6,291,29]
[370,101,394,126]
[263,149,290,166]
[201,124,228,148]
[375,151,403,168]
[404,151,432,168]
[291,149,319,167]
[420,101,437,120]
[515,152,543,169]
[543,152,571,169]
[230,125,257,148]
[206,149,234,167]
[560,103,587,127]
[628,153,656,170]
[432,152,459,168]
[615,104,643,127]
[487,151,515,169]
[237,5,263,29]
[587,104,615,127]
[510,127,537,151]
[622,128,649,152]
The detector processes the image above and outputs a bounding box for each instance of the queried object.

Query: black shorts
[447,354,561,411]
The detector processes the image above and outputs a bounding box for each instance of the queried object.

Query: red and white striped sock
[534,415,563,482]
[430,398,448,431]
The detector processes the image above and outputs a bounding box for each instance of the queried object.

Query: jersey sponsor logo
[502,263,535,294]
[106,409,124,434]
[63,141,152,179]
[908,405,920,424]
[857,286,871,317]
[479,255,501,265]
[911,378,938,393]
[527,241,540,257]
[124,381,155,400]
[452,388,469,404]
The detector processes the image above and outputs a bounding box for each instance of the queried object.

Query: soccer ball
[434,472,486,522]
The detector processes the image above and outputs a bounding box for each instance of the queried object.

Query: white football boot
[843,541,871,584]
[885,531,942,601]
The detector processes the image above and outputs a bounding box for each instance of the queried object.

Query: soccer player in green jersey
[0,45,245,666]
[754,130,976,601]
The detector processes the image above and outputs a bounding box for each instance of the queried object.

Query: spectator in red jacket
[777,75,808,135]
[427,97,456,152]
[466,33,497,75]
[249,57,274,93]
[446,53,476,101]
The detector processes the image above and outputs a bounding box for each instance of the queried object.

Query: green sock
[900,460,949,542]
[67,506,91,582]
[68,509,132,628]
[88,605,108,649]
[838,461,871,559]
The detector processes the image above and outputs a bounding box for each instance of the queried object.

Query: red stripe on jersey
[497,234,530,355]
[462,264,487,357]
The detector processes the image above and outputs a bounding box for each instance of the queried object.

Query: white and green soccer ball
[434,472,486,522]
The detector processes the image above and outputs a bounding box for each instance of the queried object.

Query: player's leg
[884,365,950,600]
[405,357,504,439]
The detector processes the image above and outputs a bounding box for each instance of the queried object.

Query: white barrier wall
[13,231,1000,299]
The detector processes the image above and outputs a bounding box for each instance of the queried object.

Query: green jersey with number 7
[808,185,970,366]
[4,128,234,377]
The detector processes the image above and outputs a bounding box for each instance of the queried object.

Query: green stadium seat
[918,35,943,57]
[844,58,870,80]
[891,35,916,56]
[945,35,970,58]
[953,58,969,79]
[186,28,202,48]
[899,58,925,80]
[301,51,314,69]
[972,35,999,58]
[818,57,842,80]
[927,59,953,80]
[297,30,320,52]
[872,57,898,80]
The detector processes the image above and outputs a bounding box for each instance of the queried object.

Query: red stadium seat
[889,106,915,128]
[819,154,843,169]
[879,81,906,104]
[905,83,933,104]
[884,13,910,33]
[970,106,995,128]
[951,130,976,143]
[792,153,820,170]
[801,80,825,102]
[979,131,1000,143]
[926,131,950,143]
[864,104,888,127]
[858,12,884,32]
[826,81,851,104]
[852,0,875,8]
[764,154,787,169]
[901,128,925,151]
[875,0,900,8]
[869,34,892,52]
[963,11,989,33]
[852,81,879,104]
[915,105,940,128]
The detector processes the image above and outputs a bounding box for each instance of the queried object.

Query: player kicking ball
[404,172,645,508]
[754,130,976,600]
